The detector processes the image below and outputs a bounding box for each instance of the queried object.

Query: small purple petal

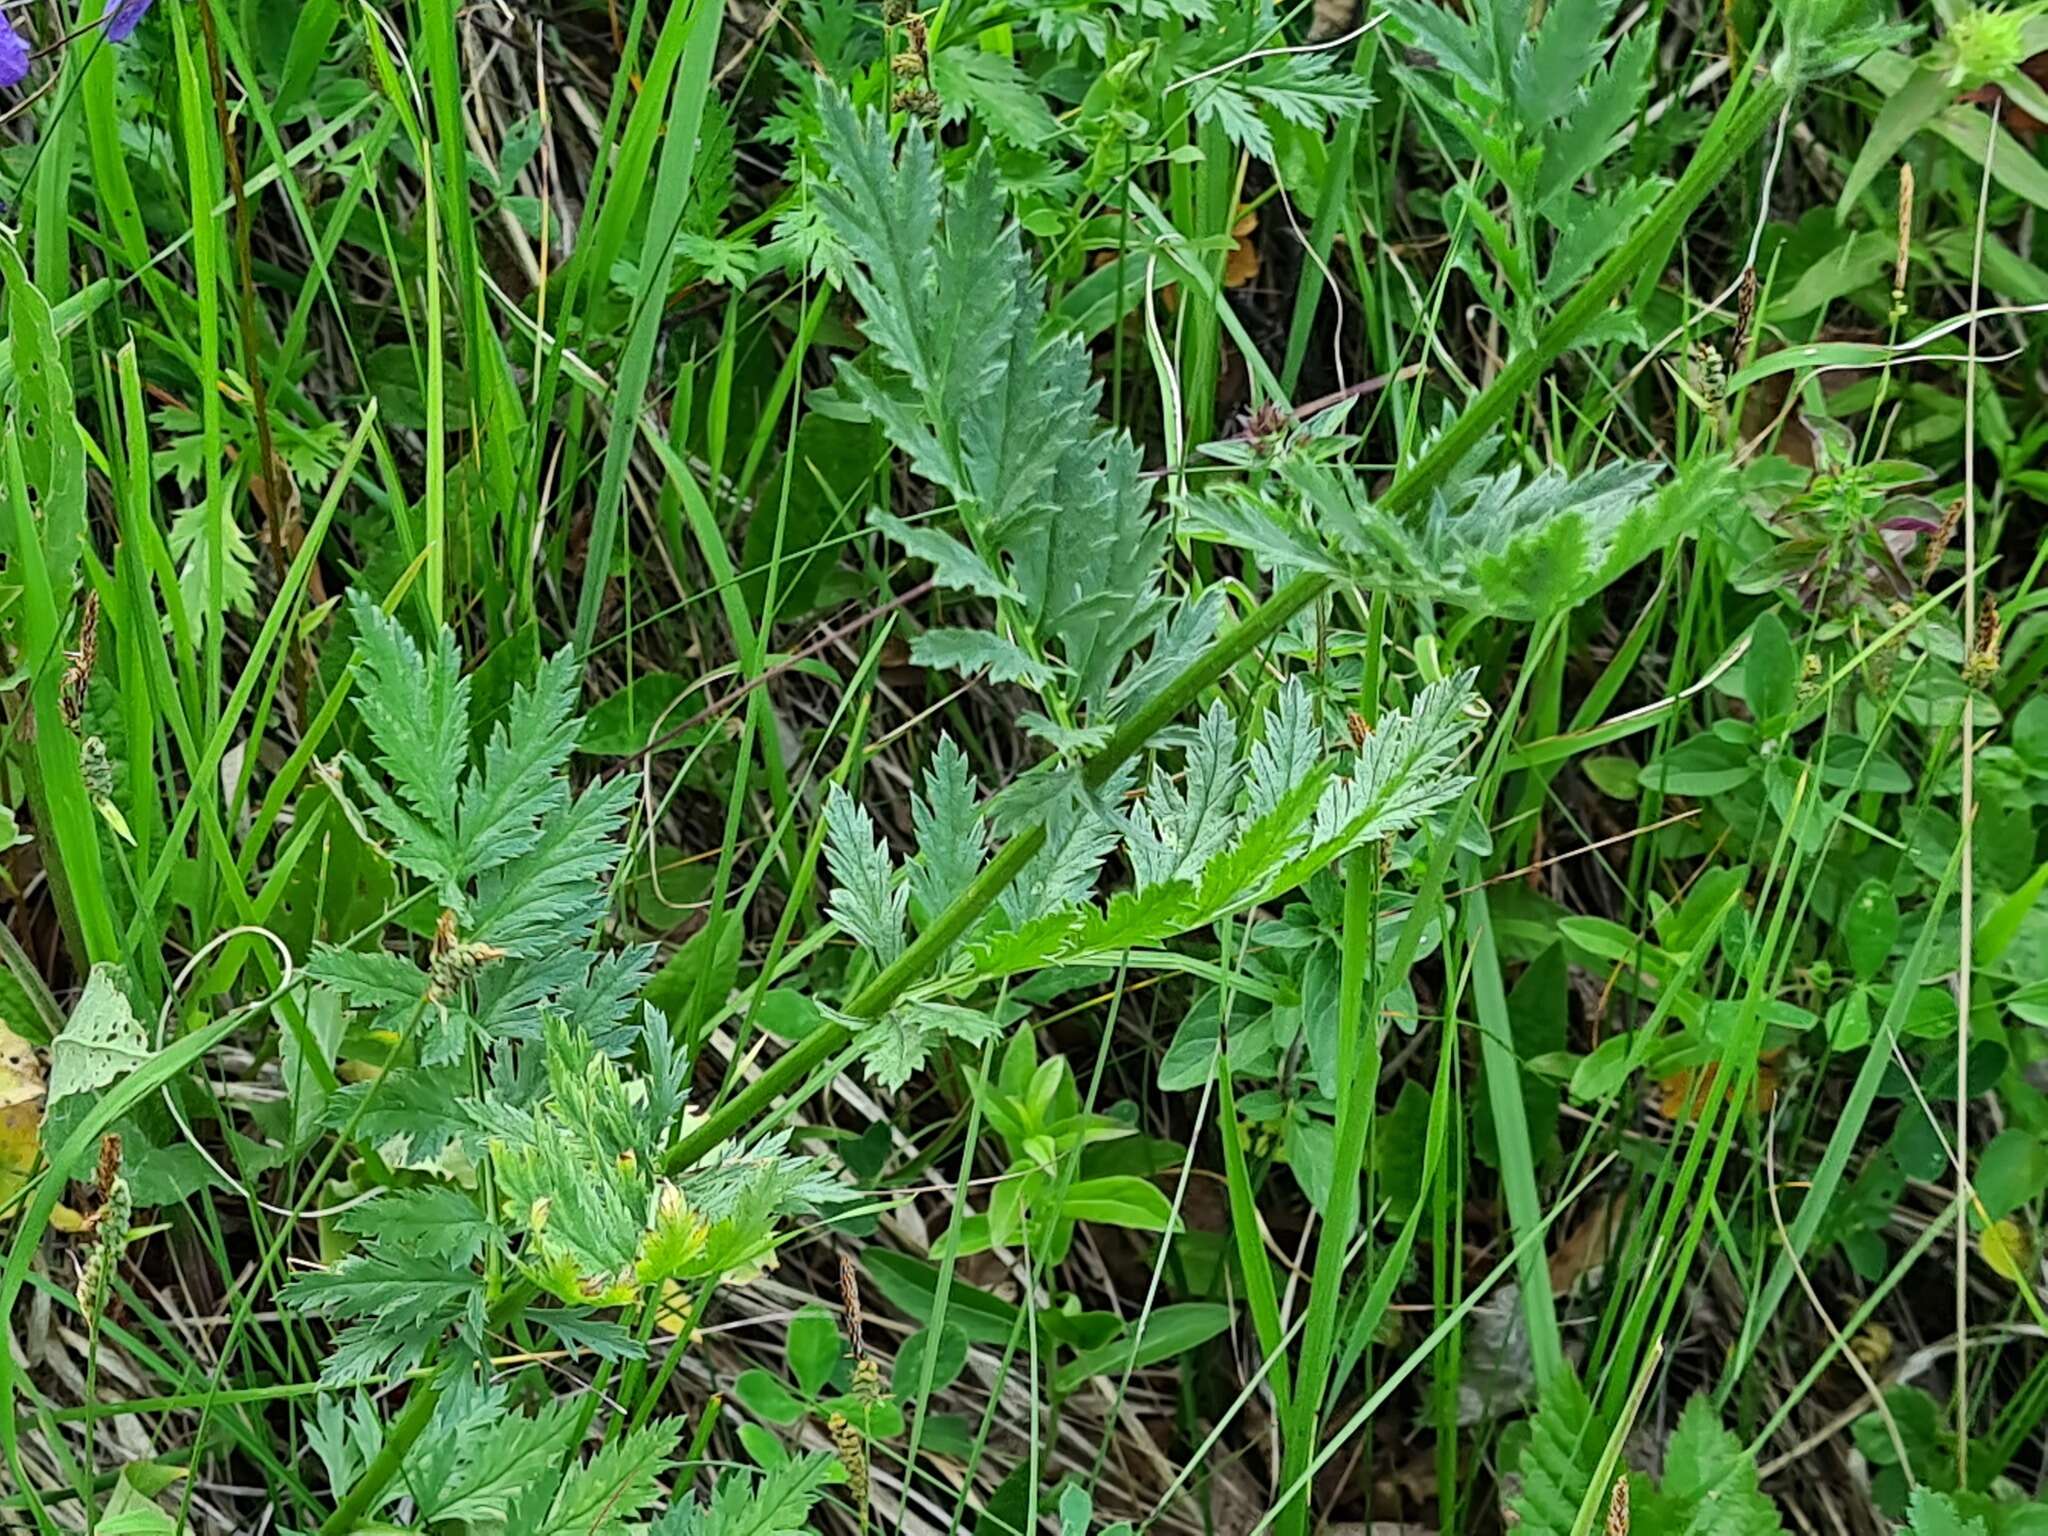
[102,0,151,43]
[0,19,29,89]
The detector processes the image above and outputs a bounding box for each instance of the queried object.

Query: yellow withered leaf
[1982,1218,2032,1282]
[0,1017,45,1220]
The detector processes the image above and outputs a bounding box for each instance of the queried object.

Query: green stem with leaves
[312,64,1789,1535]
[661,66,1788,1181]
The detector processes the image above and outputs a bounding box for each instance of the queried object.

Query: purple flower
[0,17,28,89]
[102,0,151,42]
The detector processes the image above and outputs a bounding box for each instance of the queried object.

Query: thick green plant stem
[660,571,1316,1176]
[315,69,1790,1536]
[317,1380,438,1536]
[661,71,1787,1181]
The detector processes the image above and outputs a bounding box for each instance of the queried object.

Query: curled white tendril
[153,925,384,1221]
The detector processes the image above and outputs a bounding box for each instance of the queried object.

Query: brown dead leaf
[1656,1051,1782,1121]
[1547,1191,1627,1297]
[1308,0,1359,39]
[1224,209,1261,289]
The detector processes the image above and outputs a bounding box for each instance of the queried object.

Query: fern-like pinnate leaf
[1902,1491,1991,1536]
[476,1017,841,1305]
[1510,1375,1790,1536]
[856,1000,1003,1090]
[650,1453,837,1536]
[813,91,1169,720]
[1508,1371,1606,1536]
[467,773,636,954]
[823,785,908,966]
[826,675,1479,1000]
[1190,50,1375,161]
[1628,1397,1788,1535]
[1247,679,1326,821]
[332,592,631,943]
[1125,702,1246,888]
[336,1185,493,1269]
[404,1378,582,1526]
[279,1246,486,1385]
[870,510,1019,602]
[1192,441,1729,621]
[911,628,1061,689]
[455,646,584,875]
[345,600,470,888]
[910,737,988,924]
[534,1420,680,1536]
[1311,672,1481,850]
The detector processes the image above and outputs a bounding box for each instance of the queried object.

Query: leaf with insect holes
[49,964,151,1107]
[0,235,86,585]
[824,785,908,967]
